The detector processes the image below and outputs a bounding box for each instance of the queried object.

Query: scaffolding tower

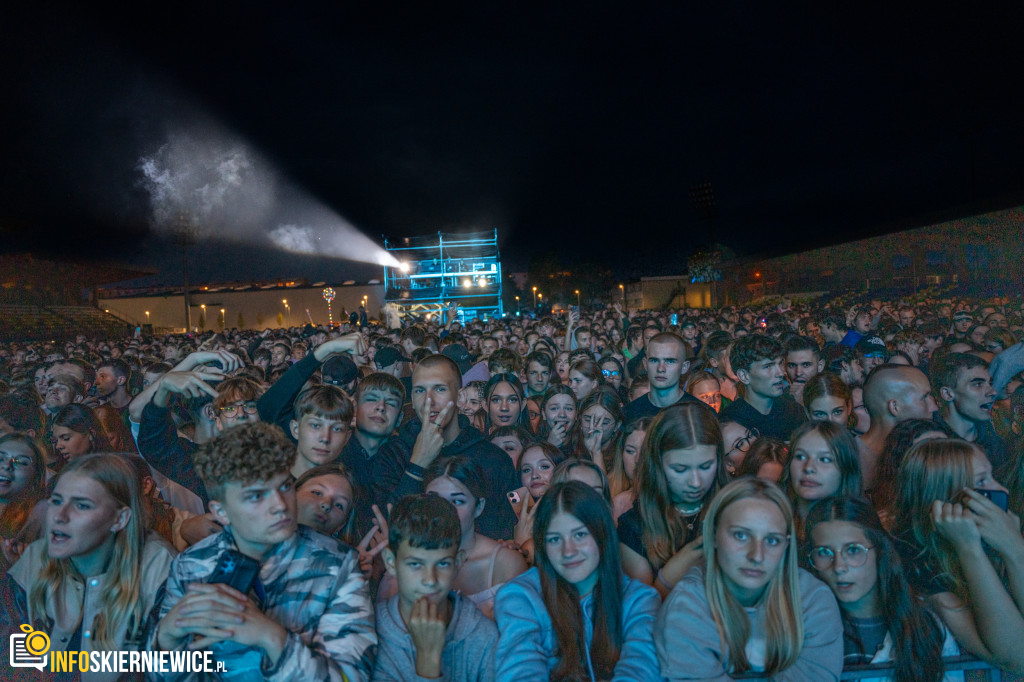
[383,230,504,322]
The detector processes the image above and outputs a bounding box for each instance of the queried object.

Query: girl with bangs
[539,385,583,457]
[619,403,730,598]
[579,387,624,474]
[495,481,661,681]
[655,477,843,680]
[806,497,958,682]
[0,454,175,677]
[893,439,1024,671]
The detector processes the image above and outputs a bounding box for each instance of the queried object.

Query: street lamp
[575,290,580,307]
[145,311,150,323]
[282,299,290,325]
[515,295,519,313]
[619,284,624,303]
[532,286,537,308]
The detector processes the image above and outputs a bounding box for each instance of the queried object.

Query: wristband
[655,569,673,590]
[406,463,426,480]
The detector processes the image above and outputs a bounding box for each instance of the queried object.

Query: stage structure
[383,230,504,322]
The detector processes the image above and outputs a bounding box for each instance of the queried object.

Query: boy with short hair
[290,384,354,477]
[375,494,497,681]
[719,334,807,441]
[149,422,376,681]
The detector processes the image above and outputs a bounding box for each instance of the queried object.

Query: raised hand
[961,488,1024,557]
[410,397,453,469]
[176,350,244,375]
[407,597,446,678]
[547,421,567,448]
[514,493,537,548]
[932,499,982,554]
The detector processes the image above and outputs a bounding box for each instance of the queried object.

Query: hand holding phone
[208,549,261,596]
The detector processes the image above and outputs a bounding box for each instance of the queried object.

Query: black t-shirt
[617,504,700,565]
[718,394,807,441]
[622,390,711,425]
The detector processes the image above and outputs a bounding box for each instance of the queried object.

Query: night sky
[3,2,1024,284]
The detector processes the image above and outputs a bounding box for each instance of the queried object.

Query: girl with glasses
[806,497,955,681]
[655,477,842,679]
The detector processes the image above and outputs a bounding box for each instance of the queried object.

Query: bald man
[856,364,938,490]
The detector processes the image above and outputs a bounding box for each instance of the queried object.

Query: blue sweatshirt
[494,567,662,682]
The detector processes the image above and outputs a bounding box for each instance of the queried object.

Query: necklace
[675,503,703,532]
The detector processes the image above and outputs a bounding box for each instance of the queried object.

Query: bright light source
[463,279,471,287]
[478,279,486,287]
[399,262,410,272]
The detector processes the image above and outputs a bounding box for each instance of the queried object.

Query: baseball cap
[322,355,358,387]
[441,343,473,374]
[374,346,411,370]
[953,310,973,322]
[854,335,888,358]
[679,318,696,329]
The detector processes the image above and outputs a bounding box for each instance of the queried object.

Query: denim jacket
[493,567,662,682]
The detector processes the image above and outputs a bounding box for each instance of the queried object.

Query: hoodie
[375,414,519,540]
[372,593,496,682]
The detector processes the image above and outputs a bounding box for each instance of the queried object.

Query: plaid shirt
[146,526,376,681]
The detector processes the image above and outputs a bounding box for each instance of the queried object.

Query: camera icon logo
[10,624,50,670]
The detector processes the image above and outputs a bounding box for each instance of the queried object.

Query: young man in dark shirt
[719,334,806,441]
[622,332,707,423]
[931,353,1007,469]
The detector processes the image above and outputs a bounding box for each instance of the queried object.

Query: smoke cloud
[136,124,398,267]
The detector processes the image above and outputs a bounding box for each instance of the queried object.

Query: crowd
[0,293,1023,680]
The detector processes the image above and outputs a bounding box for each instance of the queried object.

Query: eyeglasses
[728,428,759,453]
[219,401,259,417]
[809,542,874,570]
[0,452,33,469]
[862,352,887,359]
[601,369,621,378]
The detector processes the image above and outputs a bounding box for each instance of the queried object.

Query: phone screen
[976,488,1009,511]
[670,314,678,325]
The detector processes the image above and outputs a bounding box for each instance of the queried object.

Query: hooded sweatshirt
[375,414,519,540]
[373,592,496,682]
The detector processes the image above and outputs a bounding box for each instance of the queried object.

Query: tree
[198,311,206,330]
[277,312,284,328]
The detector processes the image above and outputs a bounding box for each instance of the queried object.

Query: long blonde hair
[29,453,146,649]
[893,438,976,599]
[703,478,803,675]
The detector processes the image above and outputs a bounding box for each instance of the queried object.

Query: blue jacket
[494,567,662,682]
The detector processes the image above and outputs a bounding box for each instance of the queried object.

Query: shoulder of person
[621,574,660,610]
[450,592,498,640]
[7,537,47,588]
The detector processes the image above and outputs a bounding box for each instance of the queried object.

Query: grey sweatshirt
[373,592,497,682]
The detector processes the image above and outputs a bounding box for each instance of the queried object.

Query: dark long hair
[806,497,945,682]
[533,481,623,681]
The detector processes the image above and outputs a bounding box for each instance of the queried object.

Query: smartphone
[506,486,529,507]
[976,488,1009,512]
[208,549,261,595]
[572,305,579,315]
[670,314,678,325]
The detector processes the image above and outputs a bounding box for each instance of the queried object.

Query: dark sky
[3,2,1024,284]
